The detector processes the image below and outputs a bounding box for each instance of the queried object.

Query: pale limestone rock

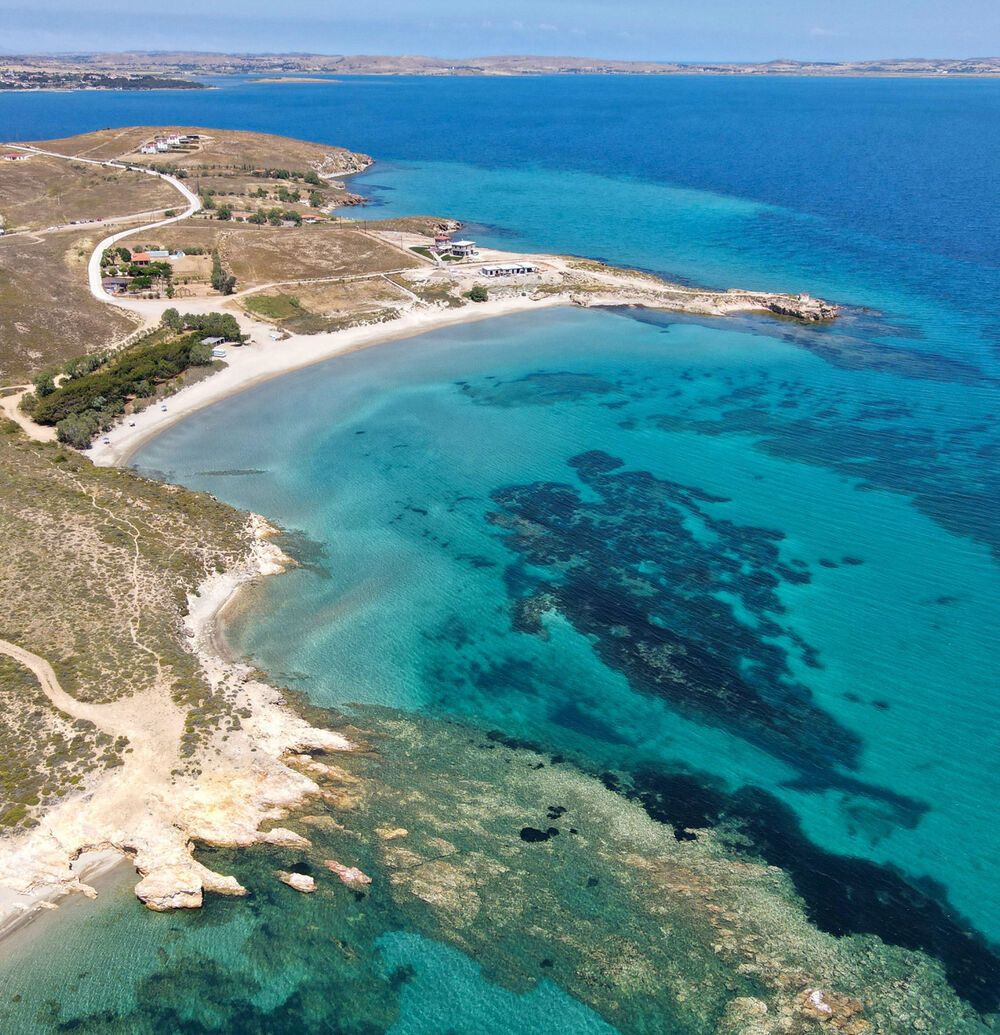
[323,860,372,888]
[276,871,316,893]
[259,828,311,849]
[135,865,204,911]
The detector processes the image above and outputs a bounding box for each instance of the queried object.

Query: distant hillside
[3,52,1000,77]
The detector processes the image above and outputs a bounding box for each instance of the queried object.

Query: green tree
[201,194,216,211]
[466,284,489,303]
[117,246,131,263]
[216,205,232,221]
[161,308,183,332]
[303,170,321,186]
[32,372,56,397]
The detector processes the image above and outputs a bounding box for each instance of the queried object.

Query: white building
[480,262,538,278]
[139,144,158,155]
[450,240,478,258]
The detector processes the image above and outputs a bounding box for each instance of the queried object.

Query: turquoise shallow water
[1,75,999,1030]
[136,306,1000,940]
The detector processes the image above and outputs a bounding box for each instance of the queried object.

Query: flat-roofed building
[480,262,538,277]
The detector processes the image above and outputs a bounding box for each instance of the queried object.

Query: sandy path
[0,639,181,757]
[0,388,56,443]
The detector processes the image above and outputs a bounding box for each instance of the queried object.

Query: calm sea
[0,76,998,1032]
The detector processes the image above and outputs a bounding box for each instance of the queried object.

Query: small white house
[201,336,224,346]
[139,144,158,155]
[450,240,478,258]
[211,347,228,359]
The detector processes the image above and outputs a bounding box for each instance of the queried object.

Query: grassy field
[242,277,406,333]
[23,126,370,175]
[150,222,419,291]
[0,418,254,826]
[0,228,140,383]
[0,153,177,233]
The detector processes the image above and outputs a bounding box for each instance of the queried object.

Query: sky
[2,0,998,61]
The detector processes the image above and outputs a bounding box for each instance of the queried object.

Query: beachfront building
[480,262,539,278]
[433,233,452,253]
[450,240,478,259]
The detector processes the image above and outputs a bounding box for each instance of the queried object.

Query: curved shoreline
[92,293,566,469]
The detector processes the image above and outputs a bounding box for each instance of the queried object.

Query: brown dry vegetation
[26,126,370,178]
[151,223,419,289]
[0,419,255,817]
[0,153,177,232]
[0,653,123,831]
[241,277,407,333]
[0,228,139,383]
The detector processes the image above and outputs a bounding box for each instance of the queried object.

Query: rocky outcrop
[259,828,312,849]
[276,871,316,893]
[317,150,373,178]
[758,292,839,322]
[323,859,372,888]
[135,865,204,911]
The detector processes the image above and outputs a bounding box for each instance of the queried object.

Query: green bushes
[34,335,216,434]
[466,284,489,303]
[180,312,245,341]
[211,250,237,295]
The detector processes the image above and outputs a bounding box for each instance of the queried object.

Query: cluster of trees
[466,284,489,303]
[161,309,244,342]
[30,337,216,446]
[251,168,322,185]
[148,163,188,179]
[245,207,302,226]
[100,245,134,268]
[210,250,237,295]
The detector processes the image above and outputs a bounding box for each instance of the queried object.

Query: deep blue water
[1,76,999,1032]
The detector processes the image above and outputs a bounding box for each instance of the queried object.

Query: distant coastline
[4,52,1000,79]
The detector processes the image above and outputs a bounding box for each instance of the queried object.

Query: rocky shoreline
[0,515,355,928]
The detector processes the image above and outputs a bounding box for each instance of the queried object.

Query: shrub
[466,284,489,303]
[32,372,56,397]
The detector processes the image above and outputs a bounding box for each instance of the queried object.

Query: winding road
[4,144,201,303]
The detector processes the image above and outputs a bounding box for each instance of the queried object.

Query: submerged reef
[488,451,902,792]
[5,706,994,1033]
[298,708,995,1033]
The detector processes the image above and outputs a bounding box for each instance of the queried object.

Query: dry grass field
[0,228,139,382]
[150,222,419,290]
[26,126,370,177]
[0,153,178,232]
[0,419,251,827]
[241,278,408,333]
